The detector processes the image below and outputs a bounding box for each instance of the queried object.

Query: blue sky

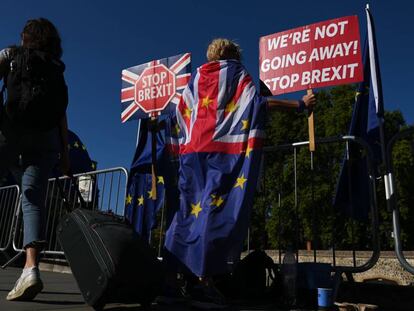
[0,0,412,170]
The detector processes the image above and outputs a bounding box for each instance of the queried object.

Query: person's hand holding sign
[302,92,316,109]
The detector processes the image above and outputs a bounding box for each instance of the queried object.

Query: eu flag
[164,60,267,277]
[67,130,97,174]
[53,129,96,177]
[334,8,383,220]
[125,116,179,242]
[125,171,166,242]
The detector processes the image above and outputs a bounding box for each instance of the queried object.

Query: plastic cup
[317,287,333,309]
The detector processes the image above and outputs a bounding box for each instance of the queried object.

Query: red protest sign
[134,64,176,113]
[259,16,363,95]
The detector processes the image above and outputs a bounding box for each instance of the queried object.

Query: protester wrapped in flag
[334,8,383,221]
[66,130,97,174]
[125,116,179,242]
[164,39,315,278]
[121,53,190,241]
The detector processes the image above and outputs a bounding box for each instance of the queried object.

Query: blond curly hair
[206,38,241,62]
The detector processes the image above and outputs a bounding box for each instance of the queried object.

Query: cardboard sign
[121,53,191,122]
[260,16,363,95]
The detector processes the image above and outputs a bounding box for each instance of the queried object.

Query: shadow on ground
[337,281,414,311]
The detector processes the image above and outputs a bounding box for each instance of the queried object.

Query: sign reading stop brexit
[121,53,191,122]
[260,16,363,95]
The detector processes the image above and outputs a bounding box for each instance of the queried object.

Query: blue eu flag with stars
[125,116,179,242]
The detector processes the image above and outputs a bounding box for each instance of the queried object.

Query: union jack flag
[165,60,267,277]
[121,53,191,122]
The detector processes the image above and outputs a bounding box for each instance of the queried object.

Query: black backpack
[1,47,68,131]
[230,250,278,300]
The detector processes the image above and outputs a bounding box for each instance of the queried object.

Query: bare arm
[267,93,316,111]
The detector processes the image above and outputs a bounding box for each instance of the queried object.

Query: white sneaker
[7,267,44,301]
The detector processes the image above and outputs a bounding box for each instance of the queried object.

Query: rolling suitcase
[56,179,165,310]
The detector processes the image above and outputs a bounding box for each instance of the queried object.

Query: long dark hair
[21,18,62,59]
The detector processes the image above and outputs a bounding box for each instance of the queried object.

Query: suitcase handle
[54,172,87,213]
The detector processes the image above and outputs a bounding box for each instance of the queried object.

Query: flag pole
[366,4,389,207]
[150,114,158,200]
[136,119,141,147]
[366,3,386,164]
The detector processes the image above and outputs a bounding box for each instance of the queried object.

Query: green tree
[249,85,414,252]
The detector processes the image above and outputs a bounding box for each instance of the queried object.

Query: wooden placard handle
[307,89,315,152]
[151,116,157,200]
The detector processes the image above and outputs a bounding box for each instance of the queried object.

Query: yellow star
[202,96,213,108]
[148,189,156,200]
[234,174,247,189]
[137,195,144,206]
[245,145,253,158]
[157,176,164,184]
[125,194,132,205]
[225,100,238,113]
[241,119,250,131]
[82,145,87,151]
[184,107,192,119]
[210,194,224,207]
[191,202,202,218]
[174,123,181,135]
[73,141,80,148]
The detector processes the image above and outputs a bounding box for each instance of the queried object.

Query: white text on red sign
[259,16,363,95]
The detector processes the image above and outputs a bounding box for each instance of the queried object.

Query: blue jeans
[0,123,60,248]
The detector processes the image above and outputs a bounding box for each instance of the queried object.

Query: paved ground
[336,281,414,311]
[2,266,414,311]
[0,267,284,311]
[1,267,89,311]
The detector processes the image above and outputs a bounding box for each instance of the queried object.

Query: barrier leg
[332,271,343,303]
[1,251,24,269]
[0,250,11,262]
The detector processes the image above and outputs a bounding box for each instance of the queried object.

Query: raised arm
[266,92,316,112]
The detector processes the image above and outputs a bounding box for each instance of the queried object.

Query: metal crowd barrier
[258,136,380,275]
[386,127,414,275]
[0,185,20,253]
[12,167,128,256]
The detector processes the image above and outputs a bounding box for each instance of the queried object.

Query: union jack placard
[121,53,191,122]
